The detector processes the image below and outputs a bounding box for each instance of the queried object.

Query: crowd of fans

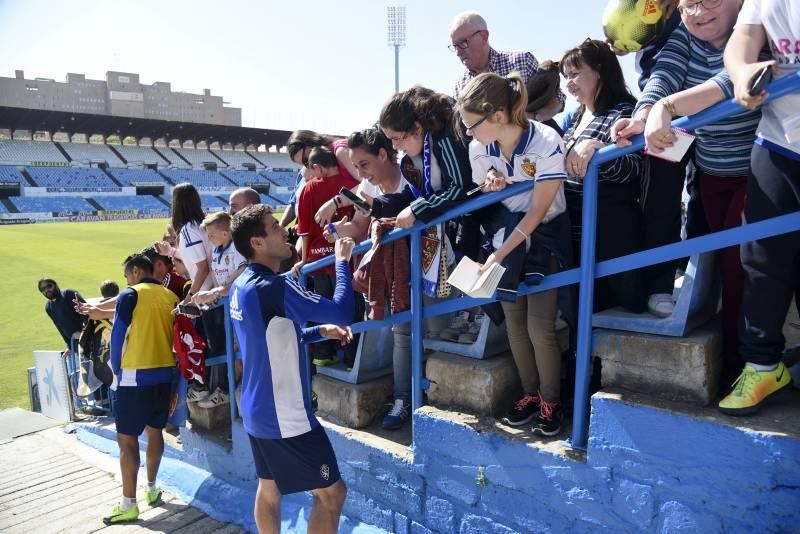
[38,0,799,436]
[33,0,799,528]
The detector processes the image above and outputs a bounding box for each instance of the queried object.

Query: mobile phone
[178,303,202,316]
[339,187,371,215]
[748,65,772,96]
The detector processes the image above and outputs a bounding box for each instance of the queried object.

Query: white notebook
[644,128,695,163]
[447,256,507,298]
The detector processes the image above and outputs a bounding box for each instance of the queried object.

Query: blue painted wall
[77,394,800,533]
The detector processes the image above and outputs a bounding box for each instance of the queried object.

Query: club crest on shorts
[521,157,537,177]
[320,464,330,481]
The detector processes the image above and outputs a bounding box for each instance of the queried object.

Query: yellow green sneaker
[146,487,163,506]
[719,362,792,415]
[102,504,139,525]
[312,356,337,367]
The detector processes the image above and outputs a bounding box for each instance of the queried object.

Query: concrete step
[593,322,722,405]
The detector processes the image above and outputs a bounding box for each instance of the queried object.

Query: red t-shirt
[331,138,356,182]
[296,173,358,275]
[163,269,190,299]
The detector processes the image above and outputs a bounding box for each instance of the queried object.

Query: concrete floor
[0,426,246,534]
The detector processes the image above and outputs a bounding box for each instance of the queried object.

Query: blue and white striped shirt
[635,23,762,176]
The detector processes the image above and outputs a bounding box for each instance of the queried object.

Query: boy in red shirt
[295,147,362,367]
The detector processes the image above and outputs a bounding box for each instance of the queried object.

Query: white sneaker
[440,311,470,341]
[647,293,675,318]
[457,314,484,344]
[197,387,230,409]
[187,386,210,403]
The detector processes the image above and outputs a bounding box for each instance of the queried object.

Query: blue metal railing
[217,72,800,449]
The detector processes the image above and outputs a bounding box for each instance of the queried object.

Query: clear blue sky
[0,0,640,136]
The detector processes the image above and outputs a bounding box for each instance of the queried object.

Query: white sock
[748,362,778,372]
[147,480,157,491]
[120,496,137,511]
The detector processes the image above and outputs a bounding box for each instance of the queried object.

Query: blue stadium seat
[161,169,231,189]
[172,147,225,168]
[199,194,229,209]
[261,170,297,188]
[0,166,27,184]
[259,194,277,207]
[115,145,168,165]
[26,167,118,190]
[0,140,68,165]
[10,196,93,213]
[268,192,293,205]
[108,168,167,186]
[219,169,269,186]
[211,149,264,169]
[92,195,168,211]
[60,143,125,165]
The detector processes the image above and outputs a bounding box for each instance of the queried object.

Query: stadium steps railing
[108,145,128,164]
[53,142,73,162]
[100,167,124,187]
[210,73,800,451]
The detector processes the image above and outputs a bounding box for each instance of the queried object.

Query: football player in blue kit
[229,204,355,534]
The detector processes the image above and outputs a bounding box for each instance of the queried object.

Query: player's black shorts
[248,424,341,495]
[114,383,171,436]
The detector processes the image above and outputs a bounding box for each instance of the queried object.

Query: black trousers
[567,182,647,313]
[639,155,689,295]
[739,144,800,365]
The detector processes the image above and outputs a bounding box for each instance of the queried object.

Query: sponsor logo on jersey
[230,288,243,321]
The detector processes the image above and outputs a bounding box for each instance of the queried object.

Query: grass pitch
[0,218,172,410]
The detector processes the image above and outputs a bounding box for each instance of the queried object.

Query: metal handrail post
[570,164,600,450]
[410,230,425,424]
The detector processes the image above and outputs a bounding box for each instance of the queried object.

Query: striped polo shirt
[635,23,762,176]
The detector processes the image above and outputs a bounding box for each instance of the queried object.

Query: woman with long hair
[459,72,572,435]
[560,38,647,314]
[170,183,214,301]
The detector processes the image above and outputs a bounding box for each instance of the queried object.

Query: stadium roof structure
[0,106,294,147]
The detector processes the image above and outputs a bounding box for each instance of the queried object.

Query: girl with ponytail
[457,71,573,436]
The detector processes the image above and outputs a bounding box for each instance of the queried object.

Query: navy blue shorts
[248,425,341,495]
[114,383,171,436]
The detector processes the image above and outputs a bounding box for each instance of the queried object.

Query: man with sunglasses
[450,11,565,121]
[39,278,86,350]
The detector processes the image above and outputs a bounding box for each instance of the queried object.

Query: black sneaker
[532,399,563,436]
[501,392,541,426]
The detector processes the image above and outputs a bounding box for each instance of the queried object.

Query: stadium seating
[0,166,28,184]
[253,151,297,170]
[0,140,68,165]
[200,194,229,209]
[152,147,184,166]
[108,167,167,186]
[219,169,270,186]
[212,149,264,169]
[114,145,169,165]
[26,167,118,189]
[10,196,93,213]
[172,147,225,168]
[268,192,293,205]
[261,170,298,187]
[259,194,278,208]
[60,142,125,165]
[160,168,232,189]
[92,195,168,211]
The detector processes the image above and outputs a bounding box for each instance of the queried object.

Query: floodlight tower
[387,6,406,92]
